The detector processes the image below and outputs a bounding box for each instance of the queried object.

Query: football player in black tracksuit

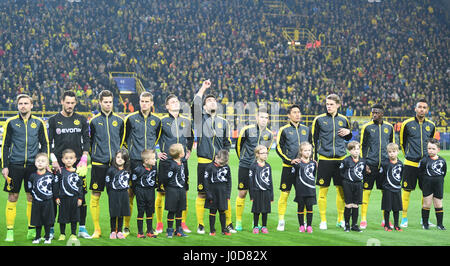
[312,94,352,230]
[234,107,273,231]
[47,90,90,238]
[1,94,49,242]
[88,90,124,238]
[399,99,436,227]
[359,104,394,228]
[155,94,194,233]
[275,104,311,231]
[191,80,232,234]
[121,91,161,234]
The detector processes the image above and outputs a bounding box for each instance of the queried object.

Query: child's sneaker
[209,231,216,236]
[146,232,157,238]
[32,238,41,244]
[116,232,125,239]
[122,227,130,237]
[197,224,205,234]
[384,226,392,232]
[307,226,313,233]
[381,220,393,228]
[253,227,260,234]
[261,227,269,234]
[222,231,231,236]
[109,232,117,239]
[78,226,92,239]
[137,233,146,239]
[69,234,78,241]
[351,225,362,232]
[437,224,446,230]
[156,222,164,234]
[227,223,237,233]
[319,221,327,230]
[167,228,174,238]
[235,220,243,231]
[394,226,403,232]
[44,238,51,244]
[176,227,188,237]
[299,225,305,233]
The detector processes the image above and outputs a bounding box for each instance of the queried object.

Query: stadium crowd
[0,0,448,125]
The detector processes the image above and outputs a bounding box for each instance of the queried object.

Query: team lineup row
[1,80,445,243]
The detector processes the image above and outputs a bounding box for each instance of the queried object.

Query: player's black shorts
[279,166,295,192]
[90,163,110,192]
[363,165,383,190]
[401,165,422,191]
[4,163,37,193]
[197,162,209,193]
[422,177,444,199]
[238,166,250,190]
[342,179,363,205]
[316,160,343,187]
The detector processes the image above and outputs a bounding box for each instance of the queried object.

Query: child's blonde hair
[386,143,399,152]
[35,152,49,162]
[141,149,156,161]
[347,140,360,151]
[254,145,268,158]
[169,143,184,159]
[297,142,312,158]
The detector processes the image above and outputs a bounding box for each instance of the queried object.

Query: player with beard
[47,90,91,238]
[399,99,436,227]
[191,80,232,234]
[2,94,49,241]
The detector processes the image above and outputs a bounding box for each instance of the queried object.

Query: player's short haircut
[62,148,76,158]
[215,149,229,164]
[168,143,184,159]
[287,104,301,114]
[61,90,77,101]
[371,104,384,111]
[141,149,156,161]
[416,98,428,108]
[35,152,49,162]
[16,94,33,104]
[257,106,269,115]
[203,94,216,106]
[98,90,113,102]
[165,94,178,106]
[427,138,441,149]
[254,145,268,158]
[347,140,360,151]
[386,143,399,152]
[326,94,341,104]
[140,91,154,101]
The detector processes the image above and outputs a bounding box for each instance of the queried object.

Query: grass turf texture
[1,150,449,246]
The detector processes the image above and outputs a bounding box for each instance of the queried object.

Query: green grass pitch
[1,150,449,246]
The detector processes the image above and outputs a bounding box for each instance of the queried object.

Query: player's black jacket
[159,159,186,189]
[132,165,157,189]
[400,117,436,164]
[122,111,161,161]
[89,111,124,164]
[293,160,317,197]
[418,156,447,180]
[54,168,83,199]
[204,163,232,200]
[276,122,311,166]
[237,124,274,169]
[47,112,90,162]
[360,120,395,168]
[1,114,49,168]
[158,113,194,158]
[28,171,55,202]
[380,159,403,192]
[105,167,130,192]
[248,161,273,201]
[340,156,366,183]
[191,95,231,163]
